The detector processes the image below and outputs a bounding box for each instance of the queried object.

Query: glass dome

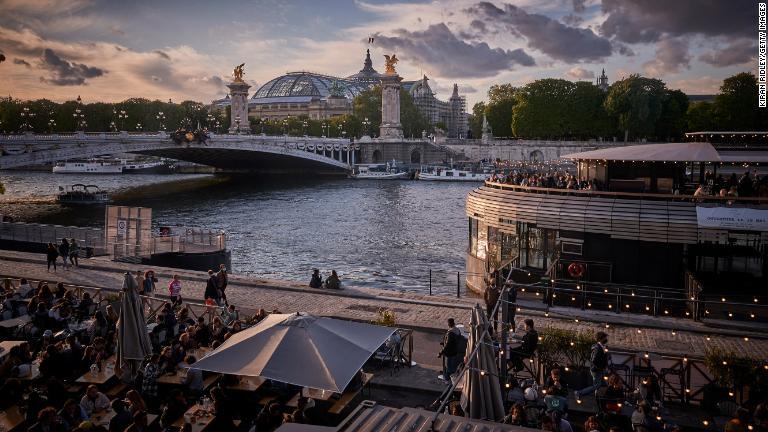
[253,72,368,100]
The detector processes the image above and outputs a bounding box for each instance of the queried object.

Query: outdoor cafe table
[0,405,24,431]
[222,376,266,392]
[156,371,219,389]
[90,409,158,429]
[287,373,374,410]
[172,404,215,432]
[0,316,30,330]
[0,340,24,361]
[76,355,117,385]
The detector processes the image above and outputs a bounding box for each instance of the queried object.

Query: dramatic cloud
[698,38,756,67]
[13,58,31,67]
[565,66,595,80]
[642,37,690,76]
[561,14,583,26]
[39,48,105,86]
[600,0,753,44]
[572,0,587,13]
[468,2,614,63]
[153,50,171,60]
[373,23,535,79]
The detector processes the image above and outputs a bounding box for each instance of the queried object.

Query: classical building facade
[212,50,469,138]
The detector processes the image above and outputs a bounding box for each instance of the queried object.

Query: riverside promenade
[1,249,766,360]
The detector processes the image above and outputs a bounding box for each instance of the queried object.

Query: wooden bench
[328,373,373,415]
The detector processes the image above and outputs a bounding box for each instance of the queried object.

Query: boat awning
[564,142,720,163]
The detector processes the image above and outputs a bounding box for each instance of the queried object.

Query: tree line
[0,85,431,139]
[469,72,765,142]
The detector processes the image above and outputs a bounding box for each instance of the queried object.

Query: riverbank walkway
[1,249,765,360]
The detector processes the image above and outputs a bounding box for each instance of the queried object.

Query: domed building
[212,49,468,137]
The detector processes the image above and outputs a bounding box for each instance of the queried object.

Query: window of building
[561,241,583,256]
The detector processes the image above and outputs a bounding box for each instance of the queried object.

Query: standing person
[204,270,221,306]
[483,270,500,329]
[68,239,80,267]
[135,270,145,295]
[168,274,182,306]
[438,318,464,381]
[575,331,610,401]
[58,238,70,270]
[216,264,228,305]
[509,319,539,372]
[46,243,58,272]
[143,270,158,299]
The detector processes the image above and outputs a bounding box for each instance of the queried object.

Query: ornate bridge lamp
[48,119,56,133]
[74,95,86,132]
[321,122,328,138]
[109,121,117,132]
[282,118,289,136]
[156,111,166,132]
[136,123,143,132]
[302,120,308,136]
[118,110,128,131]
[362,117,371,137]
[206,114,215,131]
[20,107,35,133]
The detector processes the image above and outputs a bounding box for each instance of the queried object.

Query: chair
[373,329,408,375]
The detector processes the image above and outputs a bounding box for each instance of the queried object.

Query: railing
[483,181,768,204]
[151,230,227,254]
[0,221,106,255]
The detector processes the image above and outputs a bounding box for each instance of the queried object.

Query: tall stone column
[227,78,251,134]
[379,73,403,140]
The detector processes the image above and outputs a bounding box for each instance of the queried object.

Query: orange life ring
[567,262,585,279]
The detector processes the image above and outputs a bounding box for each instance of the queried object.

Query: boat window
[459,173,467,177]
[446,171,454,176]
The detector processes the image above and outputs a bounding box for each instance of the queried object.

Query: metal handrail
[484,180,768,204]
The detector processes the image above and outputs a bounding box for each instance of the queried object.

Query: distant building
[596,68,609,91]
[212,49,469,138]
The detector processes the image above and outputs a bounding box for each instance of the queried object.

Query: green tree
[512,79,575,138]
[484,84,516,137]
[655,89,689,141]
[570,81,615,139]
[686,101,715,132]
[604,74,666,141]
[713,72,763,131]
[469,101,486,139]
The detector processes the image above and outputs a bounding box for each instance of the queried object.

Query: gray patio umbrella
[116,272,152,382]
[190,312,395,393]
[460,305,505,421]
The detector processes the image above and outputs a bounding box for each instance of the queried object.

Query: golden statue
[233,63,245,82]
[383,54,398,75]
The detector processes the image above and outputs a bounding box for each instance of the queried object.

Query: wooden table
[172,404,215,432]
[0,316,29,329]
[76,355,116,385]
[157,371,218,391]
[222,376,265,392]
[0,405,24,432]
[286,387,335,407]
[0,340,24,360]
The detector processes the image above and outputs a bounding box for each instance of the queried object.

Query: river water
[0,172,475,295]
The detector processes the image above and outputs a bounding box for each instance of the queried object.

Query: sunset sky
[0,0,758,105]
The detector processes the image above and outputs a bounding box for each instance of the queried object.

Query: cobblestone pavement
[1,249,766,359]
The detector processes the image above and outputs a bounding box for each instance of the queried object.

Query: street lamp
[362,117,370,137]
[156,111,166,131]
[206,114,214,131]
[282,118,289,136]
[260,117,266,134]
[136,123,143,132]
[118,110,128,131]
[48,119,56,133]
[109,120,117,132]
[302,120,308,136]
[215,120,221,134]
[321,122,328,138]
[20,106,35,133]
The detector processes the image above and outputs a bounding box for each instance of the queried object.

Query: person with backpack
[438,318,466,381]
[575,331,610,401]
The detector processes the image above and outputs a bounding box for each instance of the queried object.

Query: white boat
[417,167,491,182]
[56,184,110,205]
[53,159,123,174]
[350,162,409,180]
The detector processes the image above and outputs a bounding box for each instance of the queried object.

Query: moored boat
[417,167,491,182]
[350,162,409,180]
[53,159,123,174]
[56,184,111,205]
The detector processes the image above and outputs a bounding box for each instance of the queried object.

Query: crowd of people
[694,171,768,199]
[0,268,334,432]
[45,238,82,272]
[489,170,603,192]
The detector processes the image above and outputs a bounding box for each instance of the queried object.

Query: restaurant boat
[417,166,490,182]
[53,159,123,174]
[350,162,408,180]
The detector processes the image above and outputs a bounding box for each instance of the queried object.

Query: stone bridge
[0,132,357,174]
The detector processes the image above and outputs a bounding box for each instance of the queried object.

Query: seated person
[77,293,94,318]
[324,270,341,289]
[509,319,538,372]
[506,377,525,405]
[160,389,188,429]
[544,386,568,414]
[28,407,67,432]
[108,399,133,432]
[631,400,663,432]
[596,373,625,413]
[80,385,110,416]
[59,399,87,430]
[544,367,569,397]
[182,355,204,396]
[309,269,322,288]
